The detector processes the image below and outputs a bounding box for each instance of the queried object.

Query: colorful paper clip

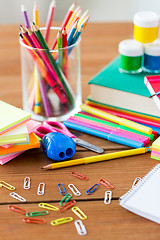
[132,177,142,188]
[68,184,81,196]
[8,205,28,215]
[104,191,112,204]
[26,211,49,217]
[37,183,45,195]
[23,218,46,224]
[10,192,26,202]
[70,172,89,180]
[74,220,87,236]
[50,217,73,226]
[59,193,72,206]
[72,206,87,220]
[57,183,67,196]
[0,181,15,191]
[23,177,31,190]
[85,183,99,195]
[59,200,76,212]
[38,203,59,211]
[99,178,114,190]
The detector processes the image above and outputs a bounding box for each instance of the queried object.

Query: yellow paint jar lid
[134,11,159,28]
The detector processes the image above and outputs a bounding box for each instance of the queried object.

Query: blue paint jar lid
[118,39,144,57]
[144,43,160,56]
[134,11,159,28]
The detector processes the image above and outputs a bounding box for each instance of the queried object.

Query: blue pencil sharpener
[42,132,76,161]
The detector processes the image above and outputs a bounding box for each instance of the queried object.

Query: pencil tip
[21,4,25,12]
[40,167,44,169]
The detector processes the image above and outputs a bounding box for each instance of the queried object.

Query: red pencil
[51,1,76,50]
[44,0,56,42]
[62,27,68,78]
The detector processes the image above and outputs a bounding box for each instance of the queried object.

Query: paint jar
[143,43,160,73]
[118,39,144,74]
[134,11,159,43]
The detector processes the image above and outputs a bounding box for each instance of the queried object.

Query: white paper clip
[132,177,142,188]
[10,192,26,202]
[23,177,31,190]
[37,183,45,195]
[104,191,112,204]
[74,220,87,236]
[68,184,81,196]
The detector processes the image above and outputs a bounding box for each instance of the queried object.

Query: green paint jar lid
[134,11,159,28]
[118,39,144,57]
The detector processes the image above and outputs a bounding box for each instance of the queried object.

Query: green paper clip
[26,211,49,217]
[59,193,72,206]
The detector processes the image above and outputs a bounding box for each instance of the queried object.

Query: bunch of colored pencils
[20,1,90,117]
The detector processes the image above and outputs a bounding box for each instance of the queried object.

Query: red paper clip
[59,200,76,212]
[8,205,28,215]
[99,179,114,189]
[23,218,46,224]
[70,172,89,180]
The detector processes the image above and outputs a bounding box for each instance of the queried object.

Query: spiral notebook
[119,164,160,224]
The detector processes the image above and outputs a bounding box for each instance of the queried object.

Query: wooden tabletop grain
[0,23,160,240]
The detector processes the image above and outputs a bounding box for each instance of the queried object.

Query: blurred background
[0,0,160,24]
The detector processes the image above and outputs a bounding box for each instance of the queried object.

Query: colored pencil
[67,21,78,46]
[66,6,81,31]
[41,146,151,170]
[57,31,63,70]
[62,27,68,77]
[33,1,39,27]
[44,0,56,42]
[80,104,152,135]
[21,4,30,28]
[51,2,76,50]
[67,8,82,33]
[69,26,83,46]
[77,10,89,28]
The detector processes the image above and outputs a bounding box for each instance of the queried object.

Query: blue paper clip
[57,183,67,196]
[85,183,99,195]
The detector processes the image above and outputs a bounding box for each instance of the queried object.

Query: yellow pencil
[80,104,152,135]
[33,0,39,27]
[66,6,81,31]
[41,146,152,170]
[77,10,89,28]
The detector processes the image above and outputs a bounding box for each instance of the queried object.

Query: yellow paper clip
[50,217,73,226]
[72,206,87,220]
[38,203,59,211]
[0,181,15,191]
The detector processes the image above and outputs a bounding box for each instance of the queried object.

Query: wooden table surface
[0,23,160,240]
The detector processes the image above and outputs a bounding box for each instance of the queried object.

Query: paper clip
[85,183,99,195]
[99,178,114,190]
[104,191,112,204]
[132,177,142,188]
[26,211,49,217]
[8,205,28,215]
[59,200,76,212]
[59,193,72,206]
[50,217,73,226]
[68,184,81,196]
[23,218,46,224]
[57,183,67,196]
[38,203,59,211]
[70,172,89,180]
[74,220,87,236]
[23,177,31,190]
[37,183,45,195]
[10,192,26,202]
[0,181,15,191]
[72,206,87,220]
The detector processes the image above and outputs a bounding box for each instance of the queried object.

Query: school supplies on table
[151,136,160,161]
[119,164,160,224]
[0,100,31,135]
[35,121,104,153]
[88,57,160,118]
[41,146,151,170]
[145,75,160,111]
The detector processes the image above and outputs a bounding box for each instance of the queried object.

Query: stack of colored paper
[151,137,160,161]
[0,100,41,164]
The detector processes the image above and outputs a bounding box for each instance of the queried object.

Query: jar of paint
[143,43,160,73]
[134,11,159,44]
[118,39,144,74]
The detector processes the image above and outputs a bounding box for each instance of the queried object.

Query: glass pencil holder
[19,27,82,122]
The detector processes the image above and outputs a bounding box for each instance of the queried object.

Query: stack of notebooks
[151,137,160,161]
[88,57,160,134]
[0,100,41,164]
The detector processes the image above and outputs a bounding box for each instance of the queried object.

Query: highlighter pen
[63,121,144,148]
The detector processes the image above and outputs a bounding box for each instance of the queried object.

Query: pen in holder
[19,27,82,122]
